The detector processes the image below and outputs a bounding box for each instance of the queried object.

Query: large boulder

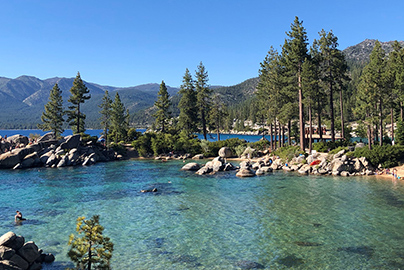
[208,156,225,172]
[218,147,232,158]
[0,246,15,260]
[17,242,40,264]
[0,232,16,247]
[181,162,201,171]
[36,132,55,142]
[21,152,40,168]
[6,135,29,146]
[236,168,256,177]
[60,135,81,150]
[195,166,212,175]
[0,148,35,169]
[8,254,29,270]
[298,164,312,174]
[192,154,204,160]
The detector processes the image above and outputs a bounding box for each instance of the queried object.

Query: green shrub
[272,145,304,161]
[353,145,404,168]
[312,140,350,152]
[250,139,270,151]
[80,133,98,145]
[329,146,348,155]
[110,142,126,156]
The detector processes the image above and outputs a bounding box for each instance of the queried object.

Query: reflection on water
[1,160,404,269]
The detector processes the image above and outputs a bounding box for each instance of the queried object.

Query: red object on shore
[310,160,321,166]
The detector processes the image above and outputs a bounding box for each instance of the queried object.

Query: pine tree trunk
[309,104,312,154]
[340,89,344,139]
[288,120,292,146]
[202,110,207,140]
[401,101,403,121]
[281,125,284,148]
[77,104,81,134]
[270,123,273,150]
[298,72,305,151]
[274,119,278,149]
[380,99,383,146]
[317,98,323,142]
[329,79,335,143]
[391,108,394,144]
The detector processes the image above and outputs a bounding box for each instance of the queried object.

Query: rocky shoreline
[182,147,377,178]
[0,133,118,170]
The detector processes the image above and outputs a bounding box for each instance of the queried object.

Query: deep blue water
[0,129,268,143]
[1,159,404,269]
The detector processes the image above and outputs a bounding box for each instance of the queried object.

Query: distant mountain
[0,76,179,129]
[343,39,404,64]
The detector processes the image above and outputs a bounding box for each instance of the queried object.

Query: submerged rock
[235,260,265,269]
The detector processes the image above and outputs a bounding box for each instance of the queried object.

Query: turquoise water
[2,160,404,269]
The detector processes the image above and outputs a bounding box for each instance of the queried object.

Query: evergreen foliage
[281,16,309,151]
[67,72,91,134]
[195,62,212,140]
[98,90,112,147]
[67,215,113,270]
[110,93,129,143]
[153,80,171,133]
[178,68,198,134]
[38,83,65,138]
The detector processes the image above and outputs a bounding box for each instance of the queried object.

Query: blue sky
[1,0,403,88]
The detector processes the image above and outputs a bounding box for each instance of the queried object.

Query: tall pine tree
[178,68,198,135]
[281,16,309,151]
[38,83,65,138]
[99,90,113,147]
[110,92,129,143]
[153,80,171,133]
[67,72,91,134]
[195,62,212,140]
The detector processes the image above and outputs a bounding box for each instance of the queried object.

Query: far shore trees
[38,83,65,138]
[67,72,91,134]
[153,80,171,133]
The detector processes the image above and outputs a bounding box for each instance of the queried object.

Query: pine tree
[67,215,113,270]
[178,68,198,134]
[110,92,129,143]
[153,80,171,133]
[67,72,91,134]
[99,91,112,147]
[302,55,320,153]
[195,62,212,140]
[38,83,65,138]
[257,46,285,149]
[315,30,348,142]
[281,16,309,151]
[356,41,387,148]
[208,94,228,141]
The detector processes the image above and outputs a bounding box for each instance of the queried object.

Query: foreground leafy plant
[68,215,114,270]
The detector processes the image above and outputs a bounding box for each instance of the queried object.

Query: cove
[1,159,404,269]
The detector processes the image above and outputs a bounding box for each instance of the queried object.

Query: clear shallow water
[1,160,404,269]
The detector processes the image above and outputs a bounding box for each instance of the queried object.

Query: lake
[0,129,269,143]
[1,159,404,269]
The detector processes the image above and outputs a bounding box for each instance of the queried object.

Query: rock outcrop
[0,134,117,170]
[0,232,55,270]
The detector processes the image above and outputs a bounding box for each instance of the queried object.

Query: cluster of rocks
[182,147,274,178]
[0,232,55,270]
[182,147,377,178]
[282,149,375,176]
[0,133,117,170]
